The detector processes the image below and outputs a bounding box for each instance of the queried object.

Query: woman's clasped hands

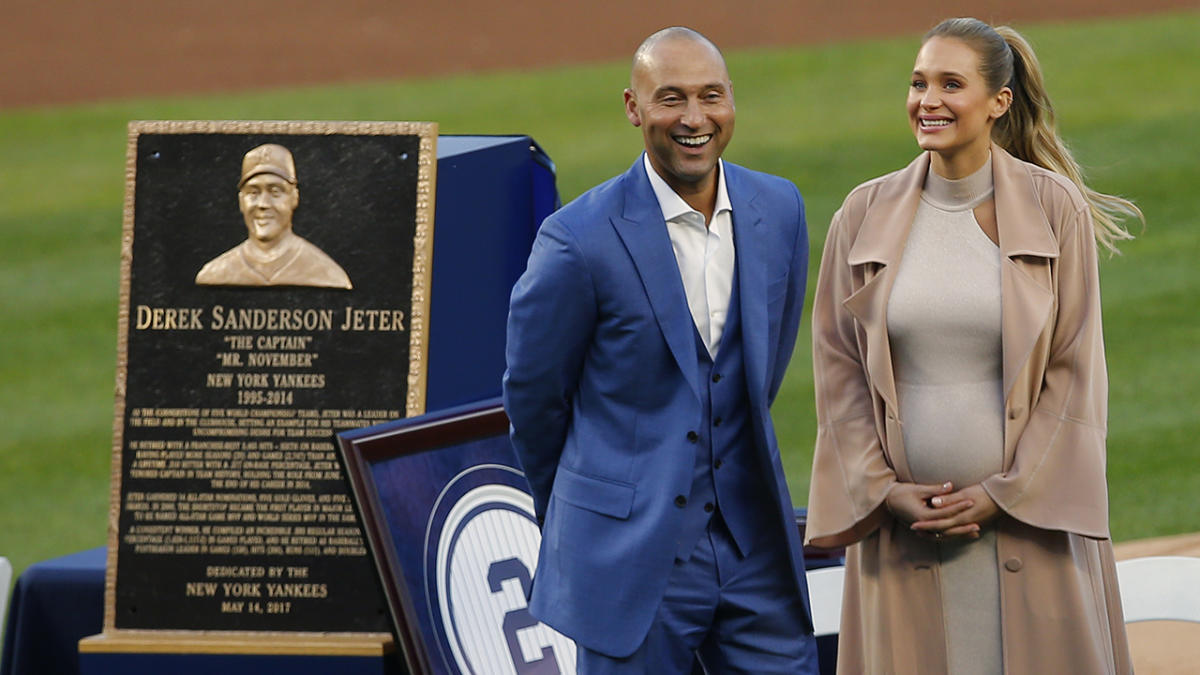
[885,481,1001,542]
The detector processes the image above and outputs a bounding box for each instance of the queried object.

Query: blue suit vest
[677,266,776,561]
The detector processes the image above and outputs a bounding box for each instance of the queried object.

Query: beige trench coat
[805,146,1131,674]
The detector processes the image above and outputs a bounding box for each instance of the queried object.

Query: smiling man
[503,27,817,673]
[195,143,352,289]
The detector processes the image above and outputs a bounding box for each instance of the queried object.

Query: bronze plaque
[105,120,435,635]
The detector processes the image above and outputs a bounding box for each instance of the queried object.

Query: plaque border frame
[100,119,437,645]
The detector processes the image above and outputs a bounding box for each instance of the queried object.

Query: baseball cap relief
[238,143,297,187]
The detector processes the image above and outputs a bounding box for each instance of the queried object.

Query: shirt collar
[642,153,732,223]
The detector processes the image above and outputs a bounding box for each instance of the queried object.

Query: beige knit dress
[886,155,1004,674]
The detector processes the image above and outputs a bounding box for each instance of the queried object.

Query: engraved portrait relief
[195,144,352,289]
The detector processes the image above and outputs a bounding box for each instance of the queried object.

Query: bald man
[504,27,817,672]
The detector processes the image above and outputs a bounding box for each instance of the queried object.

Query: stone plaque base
[79,631,398,674]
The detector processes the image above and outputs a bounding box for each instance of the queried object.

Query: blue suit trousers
[577,514,817,674]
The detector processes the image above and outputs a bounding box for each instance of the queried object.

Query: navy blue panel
[426,136,558,412]
[436,135,525,158]
[1,547,105,675]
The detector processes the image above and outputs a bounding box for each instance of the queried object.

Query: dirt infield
[3,0,1194,108]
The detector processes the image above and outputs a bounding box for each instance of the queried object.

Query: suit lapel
[992,145,1059,404]
[841,153,927,417]
[611,159,702,401]
[727,165,768,410]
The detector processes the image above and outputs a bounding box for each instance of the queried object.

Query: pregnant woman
[805,17,1141,674]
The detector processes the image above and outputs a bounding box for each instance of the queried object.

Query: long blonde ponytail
[925,18,1143,254]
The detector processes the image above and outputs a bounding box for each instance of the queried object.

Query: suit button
[704,502,714,513]
[1004,557,1023,572]
[712,373,722,383]
[686,431,699,442]
[675,495,687,507]
[713,416,722,427]
[1008,406,1024,420]
[714,459,723,469]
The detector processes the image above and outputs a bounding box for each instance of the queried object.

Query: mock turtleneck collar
[923,153,994,211]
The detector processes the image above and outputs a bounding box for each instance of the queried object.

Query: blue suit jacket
[503,157,812,657]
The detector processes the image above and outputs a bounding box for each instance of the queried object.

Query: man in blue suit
[504,27,817,673]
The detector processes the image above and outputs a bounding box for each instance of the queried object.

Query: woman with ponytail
[805,17,1139,674]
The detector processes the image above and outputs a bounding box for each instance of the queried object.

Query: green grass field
[2,11,1197,581]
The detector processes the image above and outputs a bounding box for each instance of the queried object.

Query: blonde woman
[805,17,1142,674]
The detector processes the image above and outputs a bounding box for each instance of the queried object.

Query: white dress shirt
[643,154,735,357]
